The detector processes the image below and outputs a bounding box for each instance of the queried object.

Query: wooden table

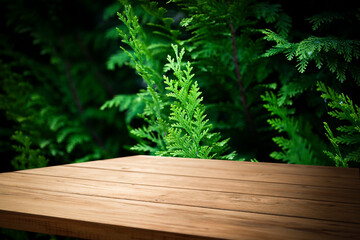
[0,155,359,240]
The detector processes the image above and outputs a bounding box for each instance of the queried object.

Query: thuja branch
[59,37,107,152]
[64,59,106,151]
[229,19,254,134]
[65,61,83,113]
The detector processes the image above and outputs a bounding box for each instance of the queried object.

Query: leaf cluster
[261,90,325,165]
[260,7,360,166]
[160,45,236,159]
[113,4,172,154]
[318,82,360,167]
[262,17,360,83]
[0,0,135,171]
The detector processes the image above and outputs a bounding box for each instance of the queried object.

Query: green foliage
[318,82,360,167]
[261,5,360,166]
[101,94,144,124]
[261,90,325,165]
[177,0,292,159]
[263,30,360,82]
[102,1,359,166]
[0,0,136,173]
[307,11,348,31]
[160,44,236,159]
[0,0,358,179]
[104,0,293,160]
[0,47,105,168]
[113,4,171,155]
[262,7,360,85]
[11,131,49,170]
[109,3,235,158]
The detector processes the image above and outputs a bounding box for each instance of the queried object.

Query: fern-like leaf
[318,82,360,166]
[161,44,236,160]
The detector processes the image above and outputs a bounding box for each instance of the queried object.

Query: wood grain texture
[0,155,359,240]
[0,173,359,224]
[17,165,360,204]
[73,155,360,179]
[66,155,360,189]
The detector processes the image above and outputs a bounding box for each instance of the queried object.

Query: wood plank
[22,162,360,190]
[76,155,360,179]
[0,172,358,224]
[25,163,360,190]
[17,166,360,204]
[0,185,359,240]
[1,210,211,240]
[48,156,359,189]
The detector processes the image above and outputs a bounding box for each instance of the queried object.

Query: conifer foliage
[318,82,360,167]
[110,4,171,155]
[1,0,359,178]
[104,3,235,159]
[161,44,235,159]
[0,0,135,172]
[260,4,360,167]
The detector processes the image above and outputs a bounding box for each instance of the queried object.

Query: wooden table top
[0,155,359,240]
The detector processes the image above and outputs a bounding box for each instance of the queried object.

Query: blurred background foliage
[0,0,359,238]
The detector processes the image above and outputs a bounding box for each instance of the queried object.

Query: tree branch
[58,36,107,152]
[229,19,256,139]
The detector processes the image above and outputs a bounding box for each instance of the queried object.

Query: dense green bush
[0,0,359,237]
[0,0,137,173]
[1,0,359,168]
[102,0,359,167]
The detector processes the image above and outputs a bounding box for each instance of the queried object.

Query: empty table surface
[0,155,359,239]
